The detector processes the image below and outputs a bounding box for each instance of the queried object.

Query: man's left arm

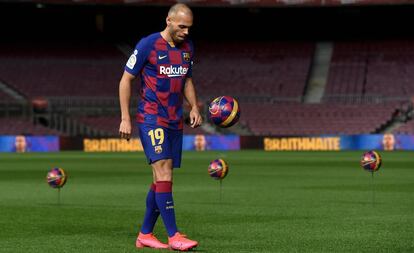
[184,78,202,128]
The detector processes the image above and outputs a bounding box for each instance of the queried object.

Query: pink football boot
[168,232,198,251]
[136,232,169,249]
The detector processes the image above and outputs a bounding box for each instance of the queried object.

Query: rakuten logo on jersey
[158,65,188,77]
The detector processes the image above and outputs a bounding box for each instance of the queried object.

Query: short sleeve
[124,38,151,76]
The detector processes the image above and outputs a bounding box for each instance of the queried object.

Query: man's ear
[166,17,171,26]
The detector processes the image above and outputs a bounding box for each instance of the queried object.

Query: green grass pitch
[0,151,413,253]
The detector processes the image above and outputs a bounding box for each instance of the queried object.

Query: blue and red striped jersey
[125,32,194,130]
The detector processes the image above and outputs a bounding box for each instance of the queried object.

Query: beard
[169,27,185,44]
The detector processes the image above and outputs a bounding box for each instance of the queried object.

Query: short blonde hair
[168,3,193,18]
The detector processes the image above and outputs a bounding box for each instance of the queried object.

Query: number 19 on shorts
[148,128,164,146]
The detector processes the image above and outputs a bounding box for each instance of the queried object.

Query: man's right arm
[119,37,150,140]
[119,71,136,140]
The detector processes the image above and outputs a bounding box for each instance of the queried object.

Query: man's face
[167,11,193,44]
[15,135,27,153]
[194,135,206,151]
[382,134,395,150]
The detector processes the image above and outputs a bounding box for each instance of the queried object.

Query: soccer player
[118,3,202,251]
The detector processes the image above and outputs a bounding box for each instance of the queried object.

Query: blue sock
[155,181,178,237]
[140,183,159,234]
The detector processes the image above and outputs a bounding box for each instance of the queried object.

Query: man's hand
[189,107,202,128]
[119,119,132,141]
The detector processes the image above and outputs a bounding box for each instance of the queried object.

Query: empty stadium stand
[324,40,414,102]
[0,41,313,101]
[194,41,314,101]
[0,41,126,98]
[0,117,62,135]
[242,103,398,135]
[393,120,414,134]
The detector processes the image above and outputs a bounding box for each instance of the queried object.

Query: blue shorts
[138,124,183,168]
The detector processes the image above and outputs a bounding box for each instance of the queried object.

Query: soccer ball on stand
[208,96,240,128]
[208,159,229,180]
[46,168,68,188]
[360,151,382,172]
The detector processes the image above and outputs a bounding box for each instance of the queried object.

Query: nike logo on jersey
[158,55,167,60]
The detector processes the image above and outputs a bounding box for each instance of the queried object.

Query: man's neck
[160,30,175,47]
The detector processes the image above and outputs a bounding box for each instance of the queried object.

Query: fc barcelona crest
[183,52,190,62]
[154,145,163,154]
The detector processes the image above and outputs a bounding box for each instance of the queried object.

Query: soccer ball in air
[208,96,240,128]
[360,151,382,172]
[46,168,67,188]
[208,159,229,180]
